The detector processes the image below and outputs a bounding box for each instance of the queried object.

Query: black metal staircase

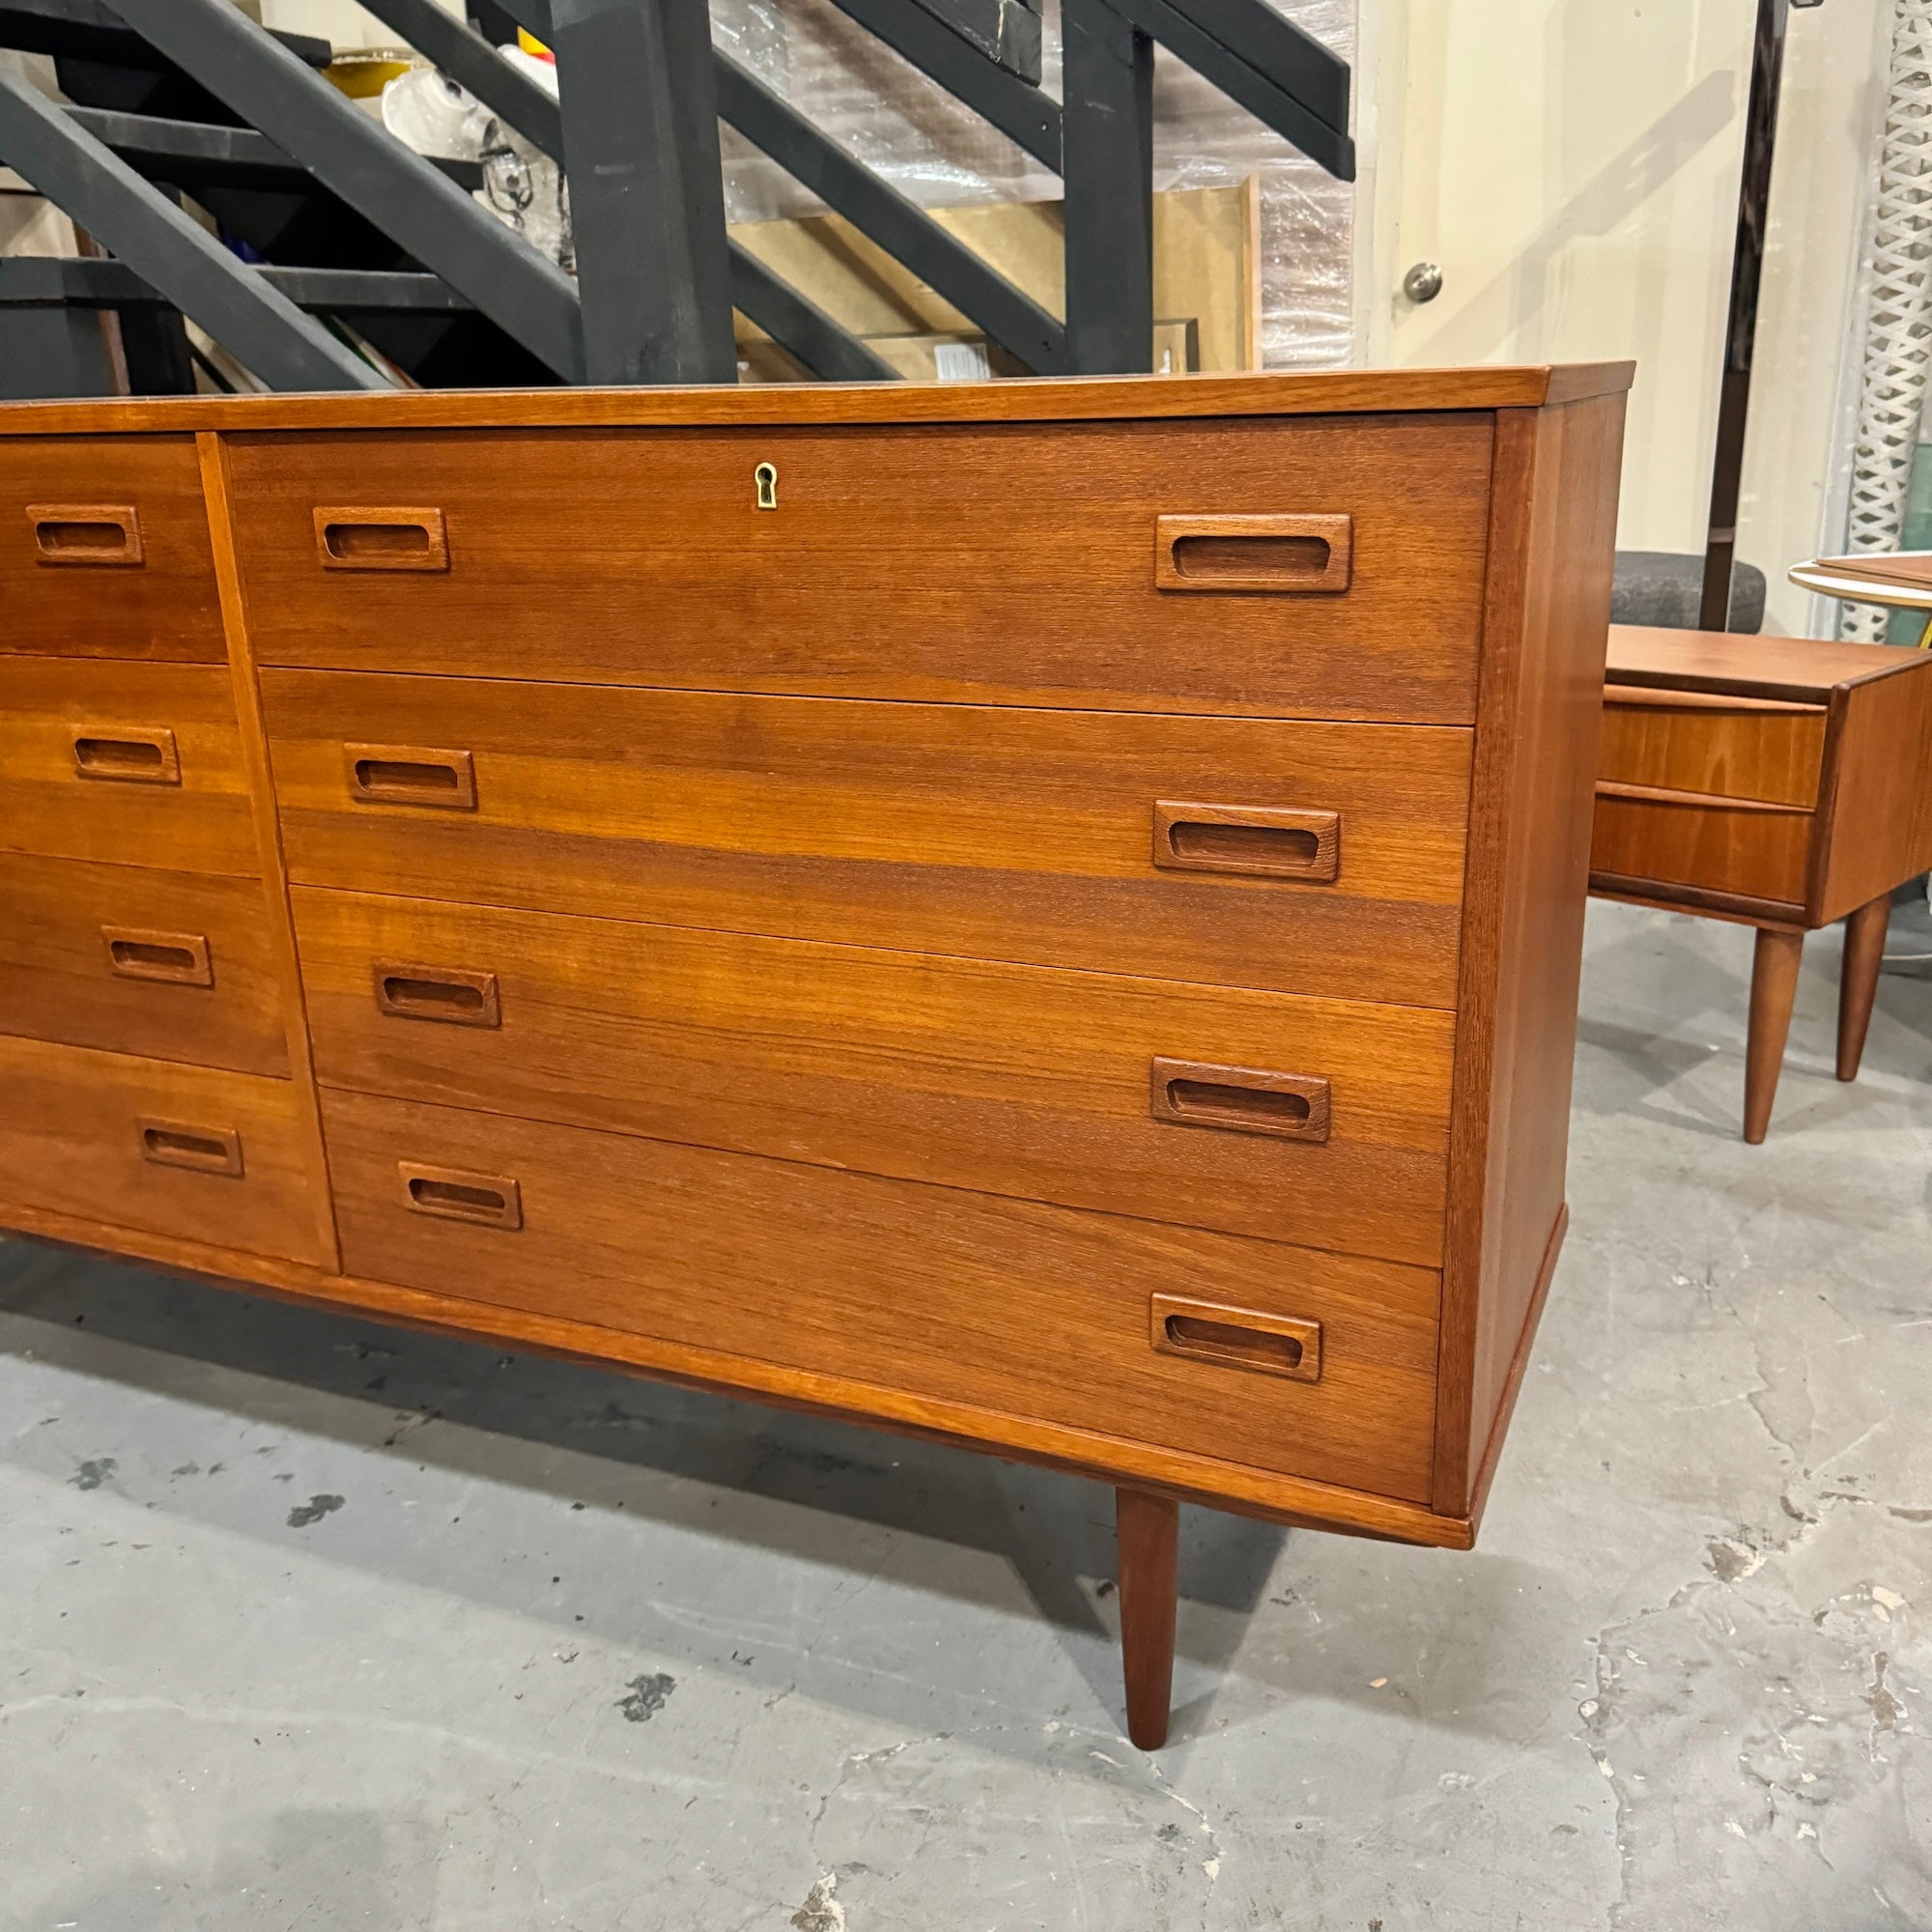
[0,0,1353,394]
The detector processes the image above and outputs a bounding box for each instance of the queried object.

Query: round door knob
[1402,261,1444,303]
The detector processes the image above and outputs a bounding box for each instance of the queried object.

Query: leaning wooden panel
[0,1034,326,1265]
[292,886,1457,1266]
[263,672,1472,1007]
[0,851,289,1075]
[0,659,259,875]
[0,435,225,663]
[321,1087,1443,1505]
[224,416,1495,722]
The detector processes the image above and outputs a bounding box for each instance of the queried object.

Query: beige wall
[1365,0,1889,636]
[256,0,466,49]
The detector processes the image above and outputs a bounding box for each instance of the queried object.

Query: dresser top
[0,363,1634,438]
[1607,623,1932,704]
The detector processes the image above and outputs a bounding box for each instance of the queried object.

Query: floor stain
[616,1672,676,1722]
[287,1493,345,1529]
[790,1873,845,1931]
[69,1458,116,1492]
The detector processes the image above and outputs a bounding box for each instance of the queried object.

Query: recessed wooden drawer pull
[70,725,181,785]
[1150,1058,1332,1142]
[400,1160,523,1230]
[314,506,449,572]
[1152,802,1341,882]
[139,1118,243,1177]
[102,925,213,987]
[1154,514,1352,593]
[30,502,143,566]
[344,744,476,810]
[374,962,501,1028]
[1151,1293,1322,1383]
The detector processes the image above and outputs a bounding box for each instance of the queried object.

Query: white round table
[1789,554,1932,644]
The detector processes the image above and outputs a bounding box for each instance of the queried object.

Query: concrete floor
[1,898,1927,1930]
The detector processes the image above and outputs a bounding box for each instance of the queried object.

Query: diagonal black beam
[101,0,586,379]
[906,0,1040,81]
[355,0,562,156]
[714,55,1066,373]
[1105,0,1354,179]
[822,0,1058,168]
[65,104,484,191]
[727,244,896,382]
[0,0,330,69]
[1162,0,1346,138]
[0,73,384,389]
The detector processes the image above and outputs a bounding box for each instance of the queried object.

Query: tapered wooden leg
[1836,895,1891,1082]
[1116,1486,1179,1750]
[1744,927,1804,1144]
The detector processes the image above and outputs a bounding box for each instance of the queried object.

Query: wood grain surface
[228,417,1495,721]
[0,435,224,662]
[1589,791,1812,911]
[0,362,1634,438]
[1435,394,1626,1516]
[320,1087,1443,1503]
[1811,657,1932,923]
[0,1033,324,1264]
[1598,696,1826,808]
[0,658,259,874]
[263,671,1473,1007]
[0,850,289,1074]
[293,886,1457,1265]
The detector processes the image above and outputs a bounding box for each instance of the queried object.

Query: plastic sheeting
[386,0,1358,368]
[715,0,1356,367]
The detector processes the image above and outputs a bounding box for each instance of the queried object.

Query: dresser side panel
[1436,393,1627,1519]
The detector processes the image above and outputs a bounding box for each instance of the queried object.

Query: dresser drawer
[264,672,1473,1008]
[295,886,1455,1265]
[0,852,287,1075]
[0,659,259,874]
[0,435,225,663]
[322,1089,1441,1502]
[228,416,1494,722]
[0,1035,325,1264]
[1590,790,1813,912]
[1600,689,1827,807]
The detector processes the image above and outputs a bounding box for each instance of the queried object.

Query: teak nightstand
[1591,624,1932,1142]
[0,367,1629,1747]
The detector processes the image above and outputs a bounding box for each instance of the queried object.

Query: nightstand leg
[1836,895,1891,1082]
[1116,1487,1179,1750]
[1744,927,1804,1144]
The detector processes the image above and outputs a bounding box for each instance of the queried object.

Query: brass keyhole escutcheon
[753,462,778,510]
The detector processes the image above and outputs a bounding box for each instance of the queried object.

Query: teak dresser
[0,368,1629,1747]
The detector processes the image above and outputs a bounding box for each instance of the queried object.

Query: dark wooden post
[551,0,738,384]
[1062,0,1154,374]
[1116,1486,1179,1748]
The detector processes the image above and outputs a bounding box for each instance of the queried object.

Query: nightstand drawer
[294,887,1456,1266]
[0,852,287,1075]
[1600,688,1827,807]
[264,672,1474,1008]
[0,659,259,874]
[1590,789,1813,912]
[228,415,1495,722]
[322,1088,1443,1503]
[0,1035,323,1264]
[0,436,225,663]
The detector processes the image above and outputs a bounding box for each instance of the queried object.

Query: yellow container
[325,50,417,99]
